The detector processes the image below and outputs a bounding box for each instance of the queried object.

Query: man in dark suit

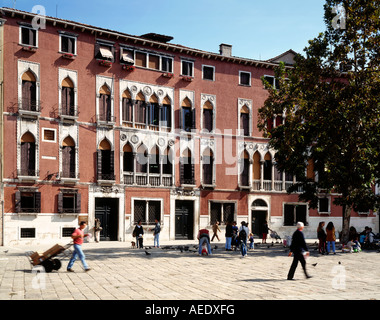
[287,222,312,280]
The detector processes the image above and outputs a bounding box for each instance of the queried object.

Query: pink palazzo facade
[0,8,378,245]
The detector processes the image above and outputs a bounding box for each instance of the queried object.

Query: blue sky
[2,0,327,60]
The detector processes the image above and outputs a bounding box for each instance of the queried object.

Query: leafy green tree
[258,0,380,243]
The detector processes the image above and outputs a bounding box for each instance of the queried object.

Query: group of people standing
[206,220,253,257]
[317,221,337,255]
[132,219,161,249]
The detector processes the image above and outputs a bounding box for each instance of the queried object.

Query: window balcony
[59,172,80,184]
[96,114,116,128]
[60,106,79,123]
[18,98,41,119]
[17,169,39,182]
[97,173,116,185]
[123,172,173,187]
[181,178,196,188]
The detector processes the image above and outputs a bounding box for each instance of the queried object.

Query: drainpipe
[0,18,7,246]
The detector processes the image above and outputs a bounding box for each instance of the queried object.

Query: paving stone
[0,240,380,300]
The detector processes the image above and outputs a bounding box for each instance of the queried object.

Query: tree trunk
[341,204,351,244]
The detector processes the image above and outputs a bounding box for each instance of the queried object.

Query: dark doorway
[95,198,119,241]
[251,210,267,238]
[175,200,194,240]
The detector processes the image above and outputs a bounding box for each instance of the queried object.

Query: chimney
[219,43,232,57]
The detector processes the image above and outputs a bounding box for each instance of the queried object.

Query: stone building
[0,7,377,245]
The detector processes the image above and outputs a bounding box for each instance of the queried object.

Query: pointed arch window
[149,146,160,174]
[135,92,147,127]
[21,71,37,112]
[97,139,115,181]
[240,105,250,136]
[240,150,250,187]
[20,132,36,177]
[180,149,195,185]
[98,85,112,122]
[163,147,173,175]
[148,94,160,127]
[123,143,134,172]
[136,144,148,174]
[61,77,75,117]
[61,137,76,178]
[203,100,213,132]
[181,97,195,132]
[160,95,172,130]
[252,151,261,190]
[202,148,214,186]
[122,90,133,124]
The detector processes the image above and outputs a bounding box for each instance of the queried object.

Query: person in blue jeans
[67,221,91,272]
[239,221,249,257]
[225,221,233,251]
[151,218,161,248]
[197,228,212,256]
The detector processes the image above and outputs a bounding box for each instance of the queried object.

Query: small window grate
[20,228,36,238]
[62,227,75,237]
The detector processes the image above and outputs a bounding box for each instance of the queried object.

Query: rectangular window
[133,200,161,225]
[135,52,147,67]
[15,191,41,214]
[318,197,330,213]
[20,26,37,46]
[60,35,76,54]
[239,71,251,86]
[264,75,280,89]
[20,228,36,238]
[42,128,56,143]
[161,57,173,73]
[58,192,81,214]
[181,60,194,77]
[62,227,76,238]
[202,65,215,81]
[148,54,160,70]
[120,48,135,64]
[210,202,235,225]
[284,204,307,226]
[95,41,115,62]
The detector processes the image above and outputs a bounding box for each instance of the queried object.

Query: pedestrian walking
[94,218,102,243]
[133,220,144,249]
[326,222,336,254]
[225,221,233,251]
[67,221,91,272]
[317,221,326,254]
[287,222,311,280]
[239,221,249,257]
[211,221,221,241]
[197,228,212,256]
[150,218,161,248]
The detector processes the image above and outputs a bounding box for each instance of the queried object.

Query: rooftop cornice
[1,7,289,69]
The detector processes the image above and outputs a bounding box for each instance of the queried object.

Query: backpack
[239,228,247,241]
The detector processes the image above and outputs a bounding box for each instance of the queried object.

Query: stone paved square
[1,239,380,301]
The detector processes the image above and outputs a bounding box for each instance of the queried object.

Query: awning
[99,46,113,59]
[121,52,134,64]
